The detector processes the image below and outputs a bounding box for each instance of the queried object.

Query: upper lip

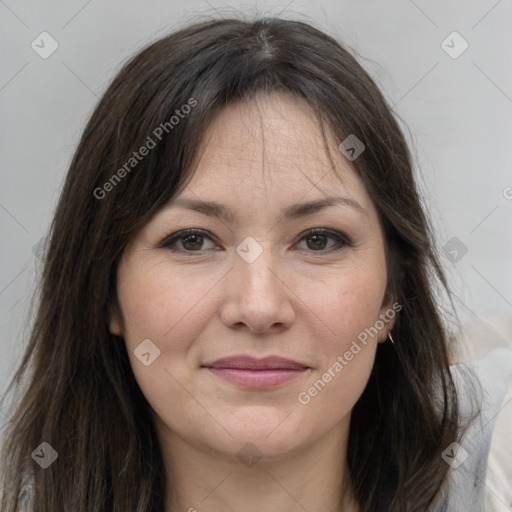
[202,355,310,370]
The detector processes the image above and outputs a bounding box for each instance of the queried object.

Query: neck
[157,415,360,512]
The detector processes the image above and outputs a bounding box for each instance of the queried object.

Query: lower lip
[205,367,307,388]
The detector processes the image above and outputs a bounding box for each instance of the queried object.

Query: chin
[205,409,315,460]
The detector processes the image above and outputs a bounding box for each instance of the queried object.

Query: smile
[201,355,311,389]
[205,367,308,388]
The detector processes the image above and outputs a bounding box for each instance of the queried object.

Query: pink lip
[202,356,310,389]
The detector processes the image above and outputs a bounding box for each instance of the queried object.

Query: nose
[219,243,296,334]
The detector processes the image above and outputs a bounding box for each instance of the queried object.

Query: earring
[387,332,394,344]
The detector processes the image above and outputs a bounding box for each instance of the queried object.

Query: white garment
[442,350,511,511]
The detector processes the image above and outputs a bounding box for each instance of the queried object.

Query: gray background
[1,1,511,509]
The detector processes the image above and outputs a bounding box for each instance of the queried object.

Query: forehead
[180,92,372,209]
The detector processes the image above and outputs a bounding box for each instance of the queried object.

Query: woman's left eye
[159,228,351,254]
[293,229,352,252]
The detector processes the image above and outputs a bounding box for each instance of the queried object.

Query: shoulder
[442,348,512,511]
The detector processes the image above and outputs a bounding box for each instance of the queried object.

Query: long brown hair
[1,15,479,511]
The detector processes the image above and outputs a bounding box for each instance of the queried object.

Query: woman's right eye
[159,229,218,253]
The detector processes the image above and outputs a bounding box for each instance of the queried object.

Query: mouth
[201,355,310,389]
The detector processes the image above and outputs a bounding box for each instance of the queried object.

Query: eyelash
[159,228,352,255]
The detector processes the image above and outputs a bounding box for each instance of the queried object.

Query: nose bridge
[235,236,280,297]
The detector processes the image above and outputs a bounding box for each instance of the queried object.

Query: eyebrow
[166,196,366,222]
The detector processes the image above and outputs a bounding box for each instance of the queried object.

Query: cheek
[302,342,376,423]
[305,266,386,348]
[117,259,218,352]
[115,260,218,418]
[296,267,384,404]
[297,274,381,414]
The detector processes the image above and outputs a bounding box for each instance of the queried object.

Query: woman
[0,15,487,511]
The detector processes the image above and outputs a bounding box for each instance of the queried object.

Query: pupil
[308,234,326,250]
[183,234,203,250]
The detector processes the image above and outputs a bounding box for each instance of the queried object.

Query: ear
[376,293,399,344]
[108,302,123,336]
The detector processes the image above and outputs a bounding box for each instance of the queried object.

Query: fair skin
[110,92,395,512]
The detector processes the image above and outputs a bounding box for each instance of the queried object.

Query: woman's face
[110,93,395,461]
